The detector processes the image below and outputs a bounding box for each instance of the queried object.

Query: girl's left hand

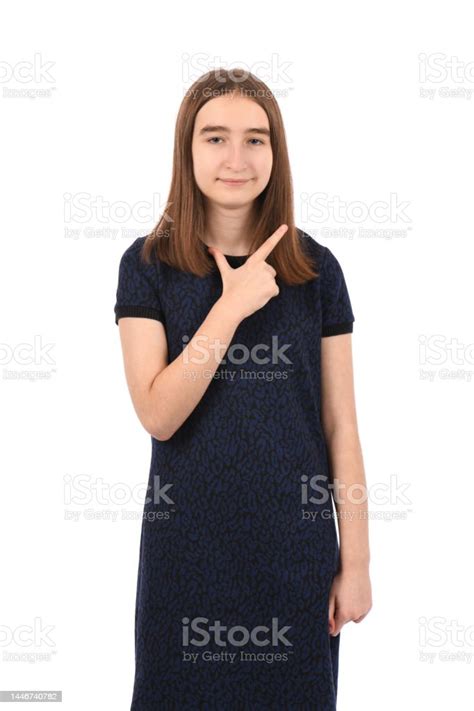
[328,566,373,636]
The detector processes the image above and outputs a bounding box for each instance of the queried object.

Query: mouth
[218,179,251,186]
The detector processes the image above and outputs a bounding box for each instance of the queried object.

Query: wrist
[339,556,370,573]
[214,296,244,328]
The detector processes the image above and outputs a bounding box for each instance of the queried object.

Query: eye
[206,137,265,145]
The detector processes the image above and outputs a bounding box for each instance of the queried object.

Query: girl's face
[191,94,273,208]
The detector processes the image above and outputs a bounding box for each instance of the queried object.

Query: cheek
[255,153,273,182]
[196,146,217,171]
[192,148,214,186]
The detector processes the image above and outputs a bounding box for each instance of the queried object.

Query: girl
[114,67,372,710]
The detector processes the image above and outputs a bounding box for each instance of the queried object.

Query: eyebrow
[198,124,271,137]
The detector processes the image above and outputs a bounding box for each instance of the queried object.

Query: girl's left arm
[321,333,372,636]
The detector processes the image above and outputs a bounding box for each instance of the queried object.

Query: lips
[219,179,249,185]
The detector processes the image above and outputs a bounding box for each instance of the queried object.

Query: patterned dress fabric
[114,229,355,710]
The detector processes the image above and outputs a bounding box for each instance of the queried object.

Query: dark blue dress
[114,229,355,710]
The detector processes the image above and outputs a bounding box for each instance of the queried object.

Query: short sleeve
[114,237,165,326]
[320,247,355,337]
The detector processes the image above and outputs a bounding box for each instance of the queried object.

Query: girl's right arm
[118,297,242,441]
[117,225,287,441]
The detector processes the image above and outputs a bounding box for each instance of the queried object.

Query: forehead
[193,94,269,132]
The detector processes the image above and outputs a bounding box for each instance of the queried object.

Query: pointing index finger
[250,224,288,263]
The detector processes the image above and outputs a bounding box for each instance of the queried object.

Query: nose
[224,142,248,171]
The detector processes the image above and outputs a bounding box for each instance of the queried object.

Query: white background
[1,0,473,708]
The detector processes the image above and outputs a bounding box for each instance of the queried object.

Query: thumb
[208,246,231,274]
[331,605,346,637]
[328,592,336,636]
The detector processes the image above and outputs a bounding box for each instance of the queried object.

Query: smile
[219,179,250,186]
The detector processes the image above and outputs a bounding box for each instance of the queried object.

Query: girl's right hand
[209,224,288,323]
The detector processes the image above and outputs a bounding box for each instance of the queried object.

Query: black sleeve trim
[115,305,165,326]
[321,321,353,337]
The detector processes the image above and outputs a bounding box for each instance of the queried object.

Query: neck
[203,200,256,255]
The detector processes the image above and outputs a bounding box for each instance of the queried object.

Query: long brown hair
[142,67,319,284]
